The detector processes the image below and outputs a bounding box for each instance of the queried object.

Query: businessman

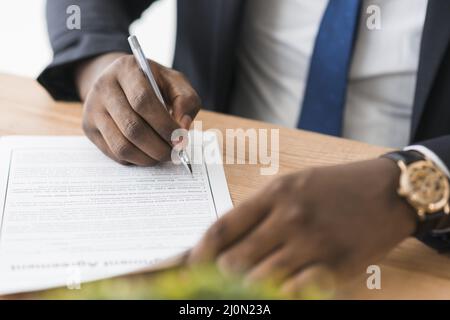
[39,0,450,294]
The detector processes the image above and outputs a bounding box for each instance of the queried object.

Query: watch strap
[382,150,425,165]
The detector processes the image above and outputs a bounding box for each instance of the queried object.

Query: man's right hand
[75,52,201,166]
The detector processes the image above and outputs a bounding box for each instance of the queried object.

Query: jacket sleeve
[417,135,450,169]
[37,0,155,101]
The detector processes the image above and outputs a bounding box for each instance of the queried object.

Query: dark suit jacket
[38,0,450,249]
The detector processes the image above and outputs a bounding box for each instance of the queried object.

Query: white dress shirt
[229,0,428,149]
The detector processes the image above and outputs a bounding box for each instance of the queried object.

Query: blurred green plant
[24,265,333,300]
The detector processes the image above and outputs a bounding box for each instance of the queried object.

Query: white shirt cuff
[404,145,450,178]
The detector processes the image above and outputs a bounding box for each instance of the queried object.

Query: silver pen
[128,35,193,175]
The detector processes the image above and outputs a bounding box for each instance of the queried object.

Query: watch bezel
[397,159,450,219]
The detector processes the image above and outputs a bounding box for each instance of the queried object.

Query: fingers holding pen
[81,53,201,166]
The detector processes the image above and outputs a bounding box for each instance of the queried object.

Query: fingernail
[180,114,193,130]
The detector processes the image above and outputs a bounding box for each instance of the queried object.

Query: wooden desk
[1,73,450,299]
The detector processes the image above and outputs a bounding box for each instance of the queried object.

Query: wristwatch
[382,150,450,236]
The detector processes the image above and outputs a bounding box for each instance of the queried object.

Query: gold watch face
[398,160,450,217]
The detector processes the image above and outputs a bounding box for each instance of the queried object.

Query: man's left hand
[188,158,417,295]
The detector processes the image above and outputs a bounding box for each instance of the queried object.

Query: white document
[0,132,232,295]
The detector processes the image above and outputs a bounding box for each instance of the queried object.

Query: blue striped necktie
[298,0,362,136]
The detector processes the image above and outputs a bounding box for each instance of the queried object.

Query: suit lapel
[208,0,245,110]
[411,0,450,140]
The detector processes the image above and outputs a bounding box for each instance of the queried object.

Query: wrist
[75,52,128,101]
